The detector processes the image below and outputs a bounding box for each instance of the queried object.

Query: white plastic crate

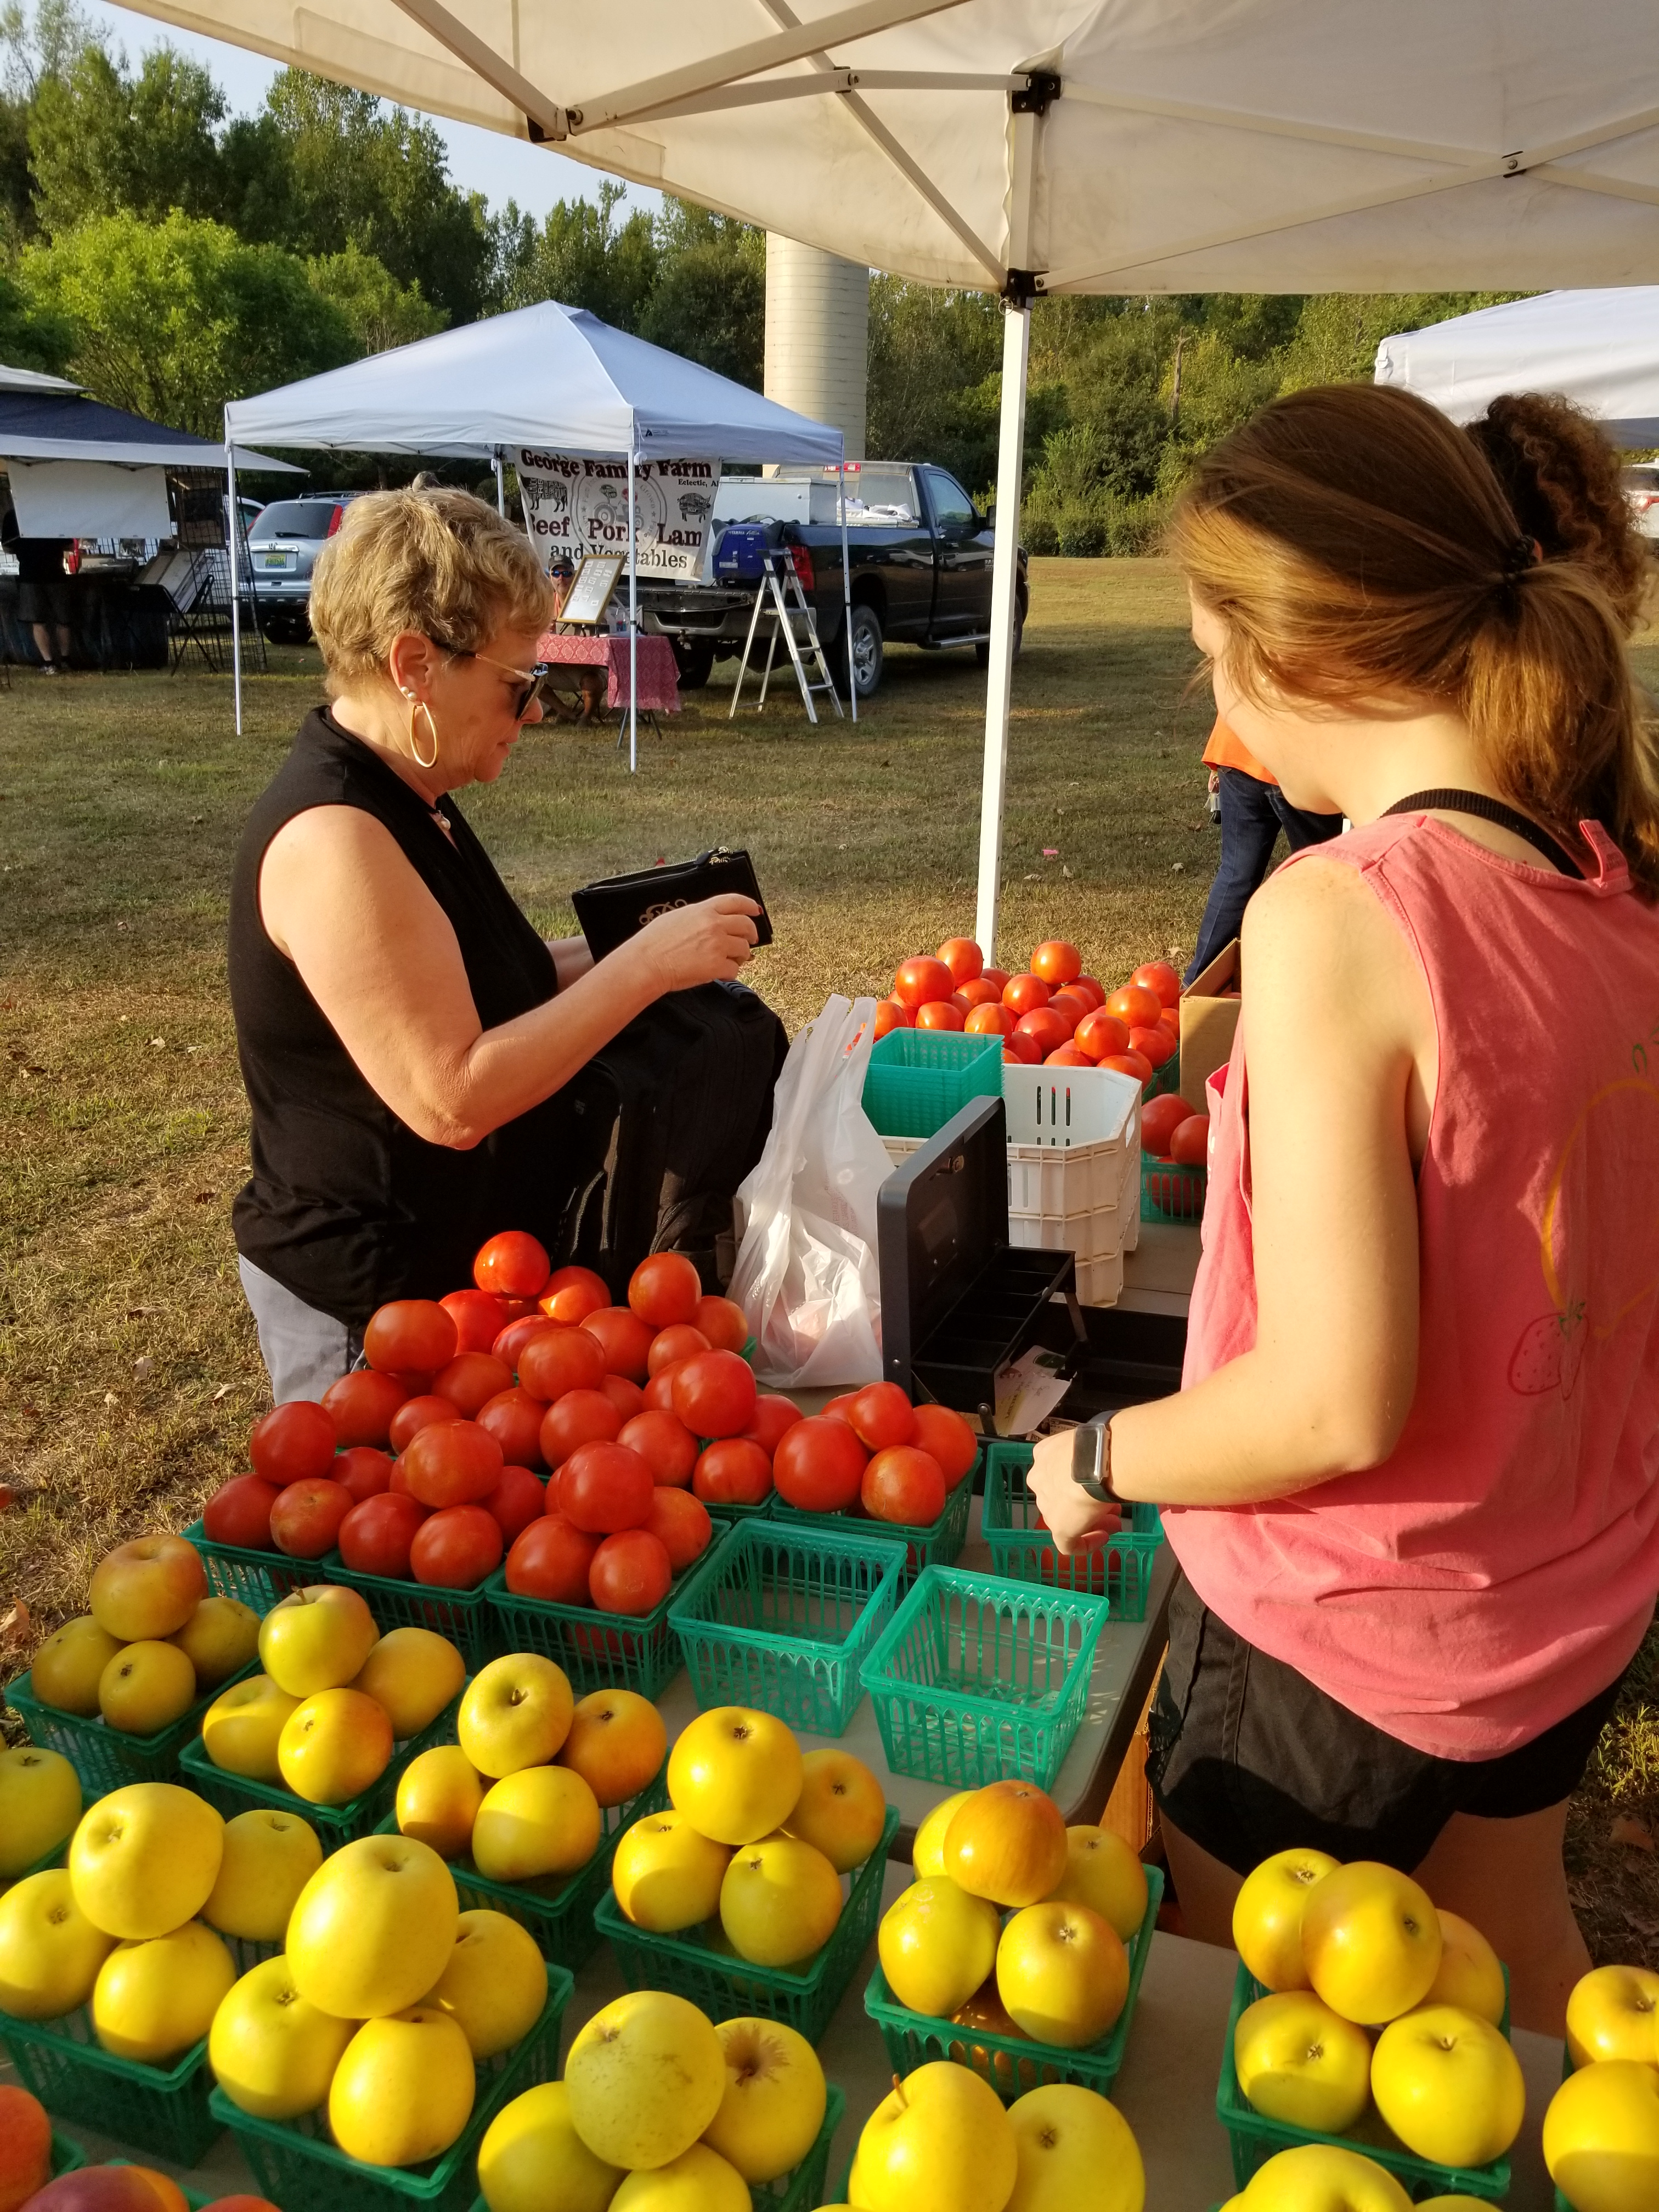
[1075,1248,1126,1305]
[1002,1061,1142,1155]
[1008,1193,1125,1261]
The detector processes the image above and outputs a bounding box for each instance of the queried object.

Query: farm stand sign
[514,451,720,579]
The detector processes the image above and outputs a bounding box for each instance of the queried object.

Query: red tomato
[483,1464,547,1543]
[364,1300,457,1377]
[335,1446,394,1503]
[589,1529,673,1616]
[337,1492,427,1579]
[269,1477,353,1559]
[388,1393,463,1454]
[537,1265,611,1325]
[772,1415,867,1513]
[400,1419,504,1509]
[439,1288,509,1355]
[559,1441,653,1534]
[873,998,913,1039]
[861,1446,946,1526]
[599,1373,646,1423]
[647,1324,710,1378]
[1157,1001,1181,1033]
[642,1365,685,1413]
[966,1002,1015,1036]
[693,1295,749,1353]
[1031,939,1082,986]
[506,1513,597,1602]
[476,1386,549,1470]
[1069,975,1106,1011]
[618,1409,700,1487]
[692,1438,773,1506]
[1046,992,1088,1037]
[743,1395,804,1454]
[822,1393,860,1423]
[646,1486,713,1572]
[410,1504,503,1588]
[1002,1029,1042,1065]
[473,1230,550,1300]
[1105,984,1161,1031]
[388,1455,413,1497]
[1101,1050,1155,1085]
[671,1350,757,1440]
[201,1475,279,1550]
[1171,1113,1211,1166]
[628,1251,702,1330]
[431,1352,513,1418]
[1046,1046,1093,1066]
[1139,1093,1191,1159]
[981,966,1010,992]
[910,1403,979,1487]
[1002,973,1051,1015]
[1014,1008,1069,1058]
[936,936,984,985]
[1129,1023,1176,1069]
[494,1315,557,1372]
[518,1324,607,1403]
[893,955,955,1010]
[956,977,1003,1009]
[1131,960,1182,1008]
[1075,1009,1131,1062]
[847,1380,915,1452]
[320,1370,408,1449]
[915,1000,964,1032]
[248,1401,336,1487]
[541,1389,623,1469]
[581,1307,657,1385]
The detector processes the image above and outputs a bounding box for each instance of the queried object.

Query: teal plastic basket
[865,1864,1163,2101]
[668,1517,906,1735]
[316,1556,499,1668]
[4,1657,259,1796]
[210,1961,571,2212]
[483,1526,731,1700]
[0,2006,221,2165]
[183,1515,309,1612]
[1146,1047,1183,1099]
[594,1803,899,2045]
[9,1832,69,1886]
[981,1441,1164,1621]
[859,1565,1108,1790]
[771,1449,977,1582]
[1141,1156,1206,1223]
[49,2132,87,2182]
[863,1029,1003,1141]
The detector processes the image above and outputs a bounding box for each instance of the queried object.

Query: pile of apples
[610,1706,889,1970]
[1543,1961,1659,2210]
[26,1537,259,1737]
[1229,1848,1525,2172]
[198,1585,463,1807]
[770,1379,978,1529]
[0,2083,276,2212]
[879,1780,1148,2059]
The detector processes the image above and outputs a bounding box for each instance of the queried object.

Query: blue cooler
[714,518,784,582]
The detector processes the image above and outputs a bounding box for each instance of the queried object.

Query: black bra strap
[1383,788,1583,879]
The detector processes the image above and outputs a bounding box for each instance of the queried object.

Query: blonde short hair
[309,487,554,694]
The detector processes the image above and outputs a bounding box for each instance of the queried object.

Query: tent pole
[627,439,638,772]
[973,298,1029,964]
[839,456,855,721]
[492,449,506,515]
[227,440,242,736]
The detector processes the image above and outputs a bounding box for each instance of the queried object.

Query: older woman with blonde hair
[229,487,761,1402]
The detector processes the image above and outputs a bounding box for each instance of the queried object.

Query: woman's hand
[627,895,760,995]
[1030,1428,1124,1555]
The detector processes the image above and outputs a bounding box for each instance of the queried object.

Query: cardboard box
[1179,939,1242,1113]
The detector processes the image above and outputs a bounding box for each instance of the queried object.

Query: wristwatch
[1070,1414,1115,1505]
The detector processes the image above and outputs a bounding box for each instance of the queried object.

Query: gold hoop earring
[410,700,439,771]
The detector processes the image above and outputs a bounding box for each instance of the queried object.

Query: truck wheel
[975,602,1025,667]
[839,603,884,698]
[670,638,716,690]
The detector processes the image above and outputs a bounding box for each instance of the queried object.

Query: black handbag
[571,847,774,960]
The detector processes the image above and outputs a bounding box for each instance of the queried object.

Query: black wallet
[571,847,773,960]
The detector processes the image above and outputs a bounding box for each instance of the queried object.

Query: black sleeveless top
[229,708,569,1328]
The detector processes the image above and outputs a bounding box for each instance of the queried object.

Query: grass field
[2,555,1656,1957]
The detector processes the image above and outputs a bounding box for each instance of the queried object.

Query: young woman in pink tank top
[1031,385,1659,2032]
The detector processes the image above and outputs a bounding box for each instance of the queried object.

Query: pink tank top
[1168,812,1659,1759]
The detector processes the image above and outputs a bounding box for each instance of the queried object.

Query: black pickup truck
[634,461,1028,700]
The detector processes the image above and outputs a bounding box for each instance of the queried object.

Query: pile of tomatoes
[772,1380,979,1528]
[876,938,1184,1087]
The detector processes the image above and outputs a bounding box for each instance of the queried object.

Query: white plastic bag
[729,994,892,1388]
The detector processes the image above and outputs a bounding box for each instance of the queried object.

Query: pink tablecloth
[535,629,681,714]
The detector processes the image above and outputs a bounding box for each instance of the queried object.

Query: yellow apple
[98,1640,198,1735]
[286,1833,459,2019]
[912,1791,971,1880]
[701,2016,826,2183]
[945,1784,1069,1910]
[1300,1861,1442,2025]
[1046,1827,1149,1942]
[476,2081,624,2212]
[558,1688,668,1809]
[1006,2082,1144,2212]
[850,2059,1018,2212]
[1232,1990,1372,2134]
[92,1918,236,2062]
[70,1781,224,1940]
[719,1833,842,1967]
[89,1534,206,1642]
[879,1876,1001,2018]
[563,1989,726,2169]
[396,1745,486,1860]
[201,1674,302,1781]
[471,1765,602,1884]
[168,1595,261,1688]
[208,1953,358,2119]
[0,1866,116,2018]
[782,1750,886,1874]
[201,1807,323,1943]
[1370,2004,1525,2166]
[1417,2200,1499,2210]
[1544,2058,1659,2212]
[458,1653,574,1779]
[667,1707,803,1846]
[0,1746,81,1877]
[612,1810,731,1933]
[329,2006,477,2165]
[350,1627,466,1740]
[422,1909,547,2059]
[996,1900,1129,2049]
[1231,1848,1342,1993]
[1239,2145,1412,2210]
[1425,1911,1506,2028]
[1567,1965,1659,2068]
[258,1583,379,1698]
[610,2142,749,2211]
[277,1688,394,1805]
[29,1616,123,1716]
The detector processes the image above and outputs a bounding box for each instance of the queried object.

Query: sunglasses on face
[427,634,550,720]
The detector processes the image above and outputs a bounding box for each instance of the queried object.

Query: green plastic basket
[864,1865,1164,2101]
[210,1961,572,2212]
[863,1029,1004,1141]
[1216,1957,1514,2202]
[0,2007,221,2165]
[176,1684,463,1844]
[183,1515,311,1612]
[1140,1156,1206,1223]
[701,1494,777,1525]
[4,1658,259,1796]
[1146,1047,1183,1099]
[483,1527,731,1700]
[594,1803,899,2044]
[115,2170,210,2212]
[859,1565,1108,1790]
[49,2132,87,2181]
[8,1835,69,1887]
[770,1453,977,1583]
[317,1556,500,1669]
[668,1518,907,1735]
[981,1441,1165,1621]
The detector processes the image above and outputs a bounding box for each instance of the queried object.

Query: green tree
[27,44,229,234]
[1277,291,1524,389]
[634,200,765,383]
[0,262,70,369]
[307,242,445,356]
[501,177,658,325]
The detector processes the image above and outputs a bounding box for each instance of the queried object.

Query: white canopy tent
[128,0,1659,958]
[223,299,848,760]
[1375,289,1659,445]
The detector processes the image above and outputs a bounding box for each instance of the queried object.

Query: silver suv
[245,494,360,641]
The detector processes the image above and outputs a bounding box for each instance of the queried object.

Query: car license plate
[262,553,292,568]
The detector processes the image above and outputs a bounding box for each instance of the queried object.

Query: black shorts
[16,574,70,627]
[1147,1574,1627,1875]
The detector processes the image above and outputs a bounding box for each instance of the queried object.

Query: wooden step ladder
[728,550,844,724]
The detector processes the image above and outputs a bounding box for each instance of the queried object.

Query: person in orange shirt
[1183,718,1343,981]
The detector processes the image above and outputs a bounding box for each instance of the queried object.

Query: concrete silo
[763,235,870,461]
